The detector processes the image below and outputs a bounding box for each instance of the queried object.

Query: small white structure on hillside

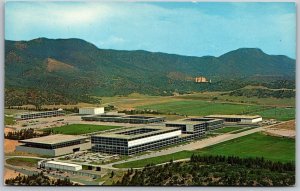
[79,107,104,115]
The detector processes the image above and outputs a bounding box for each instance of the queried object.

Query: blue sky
[5,1,296,58]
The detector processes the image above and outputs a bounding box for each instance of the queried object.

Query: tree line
[5,172,78,186]
[115,155,295,186]
[4,128,51,140]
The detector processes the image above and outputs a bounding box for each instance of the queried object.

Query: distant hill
[5,38,295,99]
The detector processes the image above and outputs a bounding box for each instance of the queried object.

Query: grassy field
[249,107,295,121]
[177,92,295,107]
[137,100,265,116]
[5,116,15,125]
[6,157,40,167]
[231,126,258,134]
[114,132,295,168]
[43,124,122,135]
[212,126,243,134]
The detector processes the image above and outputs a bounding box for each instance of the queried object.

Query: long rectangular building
[188,118,224,131]
[91,126,182,155]
[42,161,82,171]
[165,121,206,139]
[16,134,91,157]
[205,115,262,123]
[82,114,165,124]
[15,109,65,120]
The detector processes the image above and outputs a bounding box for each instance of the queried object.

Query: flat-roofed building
[79,107,105,115]
[42,161,82,171]
[188,118,224,131]
[205,115,262,124]
[15,109,65,120]
[82,114,165,124]
[16,134,91,157]
[91,126,181,155]
[165,121,206,139]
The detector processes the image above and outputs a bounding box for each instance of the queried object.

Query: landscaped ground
[5,116,15,125]
[249,107,295,121]
[212,126,243,134]
[42,124,122,135]
[137,100,265,116]
[114,132,295,168]
[6,157,41,167]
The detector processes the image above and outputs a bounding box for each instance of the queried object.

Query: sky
[5,1,296,58]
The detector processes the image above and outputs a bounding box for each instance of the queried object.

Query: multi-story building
[15,109,65,120]
[82,114,165,124]
[205,115,262,124]
[165,121,206,139]
[91,126,182,155]
[188,118,224,131]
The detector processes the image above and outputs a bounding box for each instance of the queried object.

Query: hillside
[5,38,295,101]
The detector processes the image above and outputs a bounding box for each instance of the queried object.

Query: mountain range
[5,38,295,97]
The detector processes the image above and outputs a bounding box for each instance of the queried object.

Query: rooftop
[45,161,82,168]
[165,120,205,125]
[16,109,64,116]
[80,107,104,109]
[93,126,180,140]
[19,134,88,145]
[205,114,262,119]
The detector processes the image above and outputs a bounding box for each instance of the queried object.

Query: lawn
[5,116,15,125]
[6,157,40,167]
[114,132,295,168]
[43,124,122,135]
[249,107,295,121]
[137,100,264,116]
[231,126,258,134]
[212,126,243,134]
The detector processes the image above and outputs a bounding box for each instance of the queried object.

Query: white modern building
[205,115,262,124]
[79,107,105,115]
[43,161,82,171]
[91,126,182,155]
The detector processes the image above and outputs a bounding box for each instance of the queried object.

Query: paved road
[102,122,285,169]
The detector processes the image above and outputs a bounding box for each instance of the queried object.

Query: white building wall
[79,107,104,115]
[45,162,82,171]
[128,130,181,147]
[251,117,263,123]
[241,117,262,123]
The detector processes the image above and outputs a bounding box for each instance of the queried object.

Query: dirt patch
[4,139,19,154]
[4,127,15,134]
[263,120,296,138]
[263,129,295,138]
[272,120,295,130]
[46,58,74,72]
[4,168,22,181]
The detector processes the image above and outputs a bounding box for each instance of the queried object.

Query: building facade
[165,121,206,139]
[188,118,224,131]
[82,114,165,124]
[16,134,91,157]
[91,126,182,155]
[15,109,65,120]
[42,161,82,171]
[79,107,105,115]
[205,115,262,124]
